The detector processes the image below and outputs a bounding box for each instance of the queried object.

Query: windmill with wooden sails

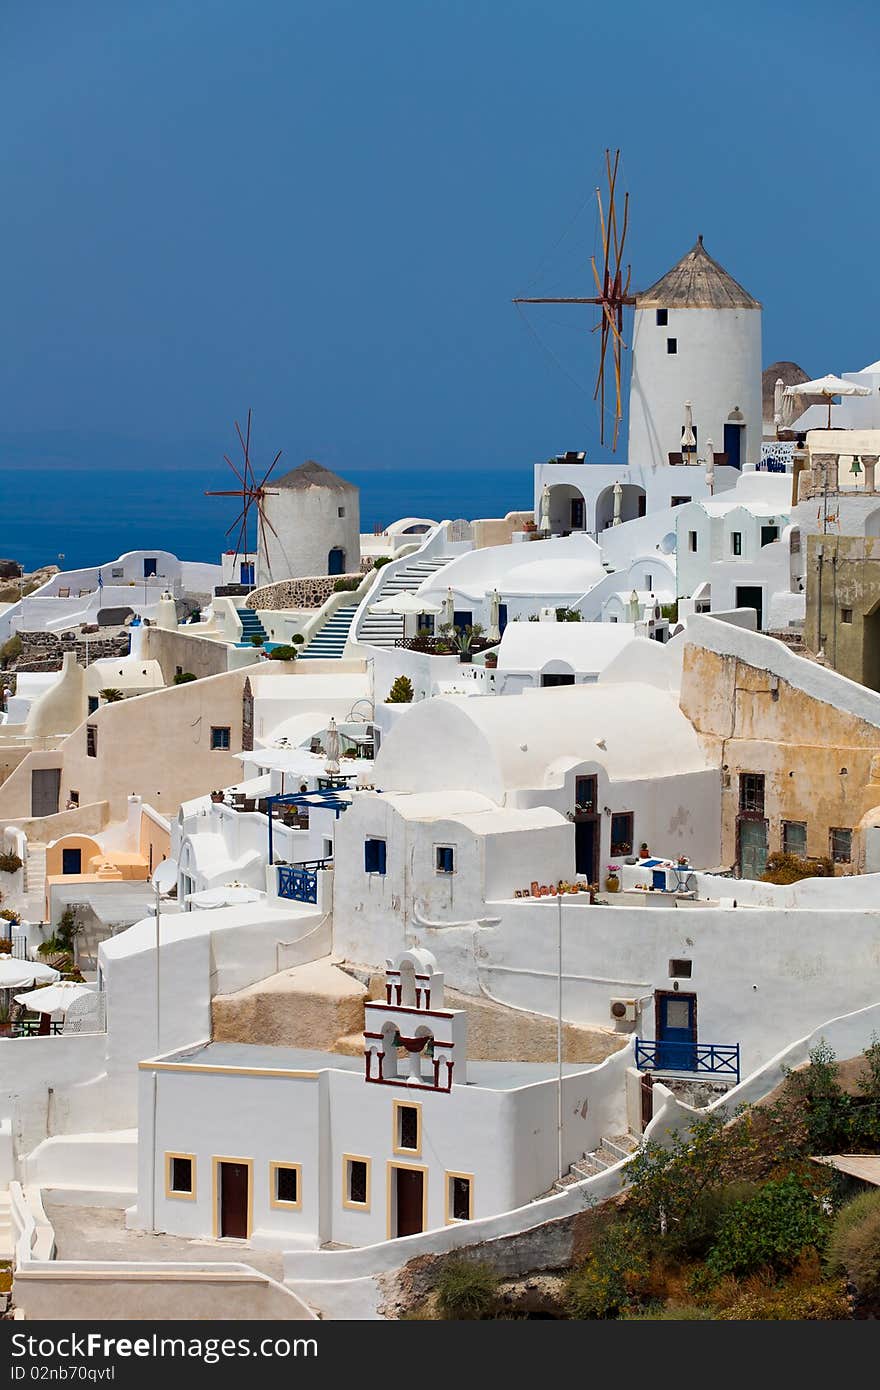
[206,410,284,582]
[513,148,635,451]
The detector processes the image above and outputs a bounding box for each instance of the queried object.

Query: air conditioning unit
[610,997,639,1022]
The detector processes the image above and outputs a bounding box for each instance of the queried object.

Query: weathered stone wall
[16,631,130,672]
[245,572,365,611]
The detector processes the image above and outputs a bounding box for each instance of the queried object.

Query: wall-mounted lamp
[603,806,612,816]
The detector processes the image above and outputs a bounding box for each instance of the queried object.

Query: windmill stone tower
[259,461,360,586]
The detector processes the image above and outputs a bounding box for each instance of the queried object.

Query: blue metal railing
[635,1038,740,1083]
[276,859,332,904]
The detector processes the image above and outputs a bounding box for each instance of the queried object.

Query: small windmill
[206,410,284,578]
[513,149,636,450]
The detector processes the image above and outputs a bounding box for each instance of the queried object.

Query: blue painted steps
[237,608,269,646]
[299,604,359,660]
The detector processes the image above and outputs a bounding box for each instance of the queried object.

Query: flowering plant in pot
[605,863,621,892]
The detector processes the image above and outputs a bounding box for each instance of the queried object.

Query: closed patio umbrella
[325,717,341,775]
[612,480,623,526]
[485,589,502,641]
[705,437,715,495]
[539,483,551,535]
[682,401,696,457]
[441,587,455,629]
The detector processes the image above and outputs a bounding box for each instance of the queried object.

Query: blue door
[62,848,82,875]
[723,424,742,470]
[453,610,473,631]
[328,548,345,576]
[656,992,696,1071]
[240,562,255,585]
[498,603,508,634]
[143,558,158,578]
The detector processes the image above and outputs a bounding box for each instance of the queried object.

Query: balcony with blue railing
[276,859,332,905]
[635,1038,740,1084]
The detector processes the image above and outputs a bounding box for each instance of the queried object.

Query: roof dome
[637,236,761,310]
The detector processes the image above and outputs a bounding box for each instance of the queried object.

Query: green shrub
[0,633,22,668]
[555,607,582,622]
[249,634,265,646]
[705,1174,828,1280]
[267,645,298,661]
[386,675,414,704]
[173,671,197,685]
[622,1302,713,1320]
[826,1192,880,1301]
[0,851,23,875]
[565,1222,648,1319]
[372,556,393,570]
[333,577,360,592]
[718,1282,849,1320]
[292,633,305,644]
[761,851,834,885]
[436,1260,498,1319]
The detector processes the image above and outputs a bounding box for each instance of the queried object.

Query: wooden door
[655,991,697,1071]
[219,1161,250,1239]
[31,768,60,817]
[575,817,599,884]
[738,816,768,879]
[395,1167,425,1237]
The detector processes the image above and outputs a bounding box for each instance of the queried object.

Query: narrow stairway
[299,604,359,661]
[23,842,47,924]
[552,1132,641,1194]
[237,608,269,646]
[355,557,454,649]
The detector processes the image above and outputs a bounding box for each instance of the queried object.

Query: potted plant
[639,842,650,859]
[439,622,485,664]
[605,863,621,893]
[484,653,498,670]
[210,790,224,803]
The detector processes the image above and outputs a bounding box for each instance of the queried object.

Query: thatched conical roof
[272,460,357,493]
[637,236,761,310]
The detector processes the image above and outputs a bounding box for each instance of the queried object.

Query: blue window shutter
[377,840,386,874]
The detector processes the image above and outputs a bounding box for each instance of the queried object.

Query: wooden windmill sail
[513,149,635,450]
[206,410,284,578]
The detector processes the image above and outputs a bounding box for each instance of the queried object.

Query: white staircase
[299,603,359,661]
[23,843,46,923]
[553,1132,640,1193]
[355,558,453,649]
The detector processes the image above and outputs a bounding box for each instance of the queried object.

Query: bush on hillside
[0,634,22,668]
[826,1191,880,1301]
[267,645,297,661]
[436,1261,499,1319]
[333,577,360,592]
[705,1173,829,1280]
[565,1221,648,1319]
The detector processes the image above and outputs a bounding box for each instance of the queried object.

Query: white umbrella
[14,980,91,1015]
[185,885,262,908]
[784,374,871,429]
[539,483,551,534]
[0,957,61,989]
[612,479,623,526]
[485,589,502,641]
[773,378,785,426]
[705,437,715,495]
[682,401,696,456]
[325,716,340,775]
[369,593,441,616]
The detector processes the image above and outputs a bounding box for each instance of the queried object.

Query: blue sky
[2,0,878,476]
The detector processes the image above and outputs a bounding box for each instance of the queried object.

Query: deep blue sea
[1,467,535,572]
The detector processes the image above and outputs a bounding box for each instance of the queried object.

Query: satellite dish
[151,860,177,895]
[658,532,677,554]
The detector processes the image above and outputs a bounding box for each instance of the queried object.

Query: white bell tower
[363,948,467,1091]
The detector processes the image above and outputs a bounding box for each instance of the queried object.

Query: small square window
[842,608,853,624]
[830,827,852,863]
[272,1163,300,1207]
[436,845,455,874]
[338,506,345,518]
[689,530,697,552]
[168,1154,194,1196]
[344,1156,370,1208]
[111,567,124,579]
[86,724,98,757]
[731,531,742,556]
[610,812,634,857]
[760,525,779,547]
[210,726,231,750]
[448,1173,473,1222]
[670,497,691,509]
[667,337,677,355]
[739,773,765,815]
[656,309,668,327]
[669,959,692,978]
[364,838,386,874]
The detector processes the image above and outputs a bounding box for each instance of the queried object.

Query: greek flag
[97,569,104,590]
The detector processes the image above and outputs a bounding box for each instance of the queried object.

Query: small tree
[173,671,197,685]
[386,675,414,704]
[99,688,124,703]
